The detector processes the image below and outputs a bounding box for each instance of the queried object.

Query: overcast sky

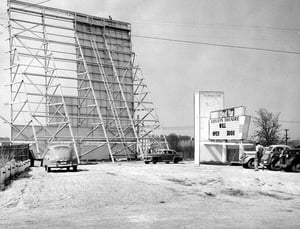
[0,0,300,139]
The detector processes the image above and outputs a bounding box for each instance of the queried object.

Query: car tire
[173,158,179,164]
[283,166,292,172]
[242,164,249,169]
[145,161,150,164]
[73,166,77,172]
[270,159,281,171]
[247,159,254,169]
[165,161,170,164]
[47,167,51,173]
[291,162,300,172]
[152,159,157,164]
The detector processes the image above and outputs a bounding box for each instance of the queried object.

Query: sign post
[194,91,224,165]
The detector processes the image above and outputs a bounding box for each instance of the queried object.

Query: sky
[0,0,300,139]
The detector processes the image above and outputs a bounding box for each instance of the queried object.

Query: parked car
[240,145,257,169]
[279,149,300,172]
[261,145,291,170]
[44,145,78,172]
[144,149,182,164]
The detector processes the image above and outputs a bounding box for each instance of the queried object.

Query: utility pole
[284,129,289,145]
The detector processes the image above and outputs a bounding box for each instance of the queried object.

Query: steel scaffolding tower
[6,0,168,162]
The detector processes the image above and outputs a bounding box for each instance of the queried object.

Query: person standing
[255,142,264,171]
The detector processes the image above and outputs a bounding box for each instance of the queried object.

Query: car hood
[243,151,256,156]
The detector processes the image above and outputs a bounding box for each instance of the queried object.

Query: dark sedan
[144,149,183,164]
[279,149,300,172]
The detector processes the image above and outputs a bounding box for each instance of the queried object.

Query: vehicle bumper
[279,164,287,168]
[263,160,270,166]
[47,163,76,168]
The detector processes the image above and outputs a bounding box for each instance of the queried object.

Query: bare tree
[253,108,281,146]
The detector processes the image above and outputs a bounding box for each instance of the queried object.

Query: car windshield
[266,146,273,152]
[47,145,72,160]
[157,150,170,154]
[243,146,255,151]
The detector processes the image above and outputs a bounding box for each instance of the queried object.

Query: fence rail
[0,144,32,162]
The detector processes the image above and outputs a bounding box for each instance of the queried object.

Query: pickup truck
[144,149,183,164]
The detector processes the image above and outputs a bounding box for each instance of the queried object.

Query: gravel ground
[0,161,299,228]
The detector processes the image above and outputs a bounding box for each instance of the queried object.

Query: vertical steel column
[102,34,142,156]
[74,26,115,162]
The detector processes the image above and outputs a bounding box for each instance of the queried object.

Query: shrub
[0,149,14,168]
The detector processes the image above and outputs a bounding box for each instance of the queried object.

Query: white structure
[194,91,251,165]
[5,0,168,162]
[194,91,224,165]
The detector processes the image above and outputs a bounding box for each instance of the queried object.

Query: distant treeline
[165,133,194,153]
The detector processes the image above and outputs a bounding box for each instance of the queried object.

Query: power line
[130,20,300,34]
[132,34,300,55]
[279,120,300,124]
[250,115,300,124]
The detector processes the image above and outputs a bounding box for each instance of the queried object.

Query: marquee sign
[209,106,251,140]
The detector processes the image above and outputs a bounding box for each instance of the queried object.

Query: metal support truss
[6,0,168,162]
[132,64,169,153]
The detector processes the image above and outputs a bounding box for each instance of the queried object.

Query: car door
[274,147,284,156]
[166,150,174,161]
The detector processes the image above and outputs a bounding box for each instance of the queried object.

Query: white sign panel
[209,107,250,140]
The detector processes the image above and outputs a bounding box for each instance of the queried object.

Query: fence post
[11,160,16,179]
[0,167,5,191]
[1,159,31,191]
[5,163,11,185]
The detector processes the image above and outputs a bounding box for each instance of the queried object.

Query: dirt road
[0,161,299,228]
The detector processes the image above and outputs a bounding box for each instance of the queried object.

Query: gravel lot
[0,161,299,228]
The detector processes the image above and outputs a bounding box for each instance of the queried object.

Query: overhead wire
[1,0,299,54]
[129,20,300,34]
[132,34,300,55]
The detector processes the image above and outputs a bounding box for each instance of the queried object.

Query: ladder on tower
[89,34,131,158]
[88,30,135,159]
[74,32,115,162]
[101,33,143,159]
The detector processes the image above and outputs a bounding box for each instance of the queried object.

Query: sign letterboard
[209,107,251,140]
